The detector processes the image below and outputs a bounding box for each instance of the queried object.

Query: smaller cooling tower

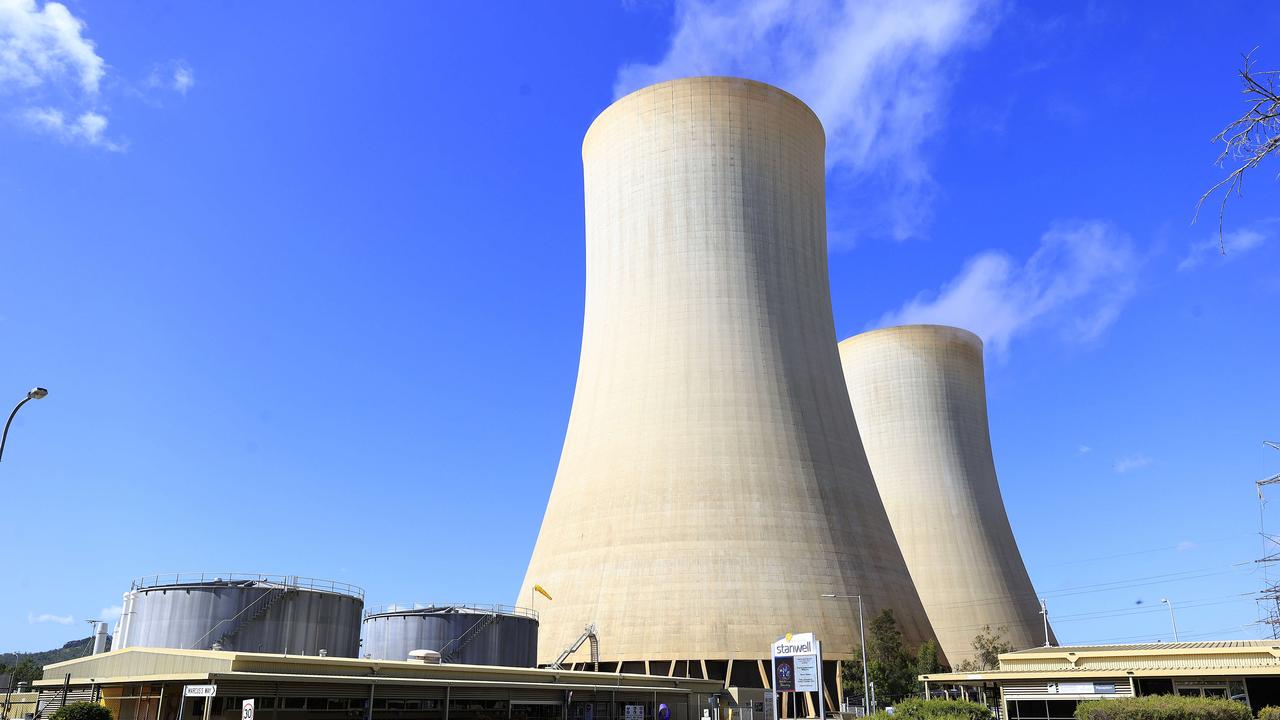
[838,326,1053,664]
[362,604,538,667]
[115,573,364,657]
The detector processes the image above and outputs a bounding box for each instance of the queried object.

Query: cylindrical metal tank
[519,76,937,668]
[838,325,1053,663]
[362,604,538,667]
[115,573,364,657]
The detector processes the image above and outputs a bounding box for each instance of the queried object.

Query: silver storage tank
[362,604,538,666]
[115,573,364,657]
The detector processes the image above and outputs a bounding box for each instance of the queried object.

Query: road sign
[242,699,255,720]
[184,685,217,697]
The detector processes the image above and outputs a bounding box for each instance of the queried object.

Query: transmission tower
[1255,441,1280,638]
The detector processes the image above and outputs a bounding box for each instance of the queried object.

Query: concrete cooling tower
[838,325,1053,664]
[519,77,937,691]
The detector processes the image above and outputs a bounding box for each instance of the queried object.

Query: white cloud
[1176,540,1197,552]
[22,105,124,150]
[1113,454,1152,474]
[99,604,123,622]
[28,611,73,625]
[1177,228,1267,271]
[1077,445,1092,455]
[614,0,994,240]
[172,61,193,94]
[878,220,1139,355]
[0,0,104,94]
[147,59,194,96]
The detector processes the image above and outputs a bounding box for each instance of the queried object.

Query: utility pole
[1255,441,1280,638]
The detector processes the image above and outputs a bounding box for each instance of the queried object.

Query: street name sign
[184,685,217,698]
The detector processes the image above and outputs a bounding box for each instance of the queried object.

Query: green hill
[0,636,112,682]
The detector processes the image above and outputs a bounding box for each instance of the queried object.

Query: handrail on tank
[130,572,365,600]
[363,602,538,621]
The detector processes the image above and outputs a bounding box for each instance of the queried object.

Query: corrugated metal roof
[1008,641,1280,654]
[34,647,725,693]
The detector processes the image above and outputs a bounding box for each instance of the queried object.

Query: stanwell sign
[771,633,824,720]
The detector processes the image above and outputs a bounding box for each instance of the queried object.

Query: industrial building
[362,604,538,667]
[920,641,1280,719]
[28,647,722,720]
[518,75,937,703]
[115,574,364,658]
[838,326,1052,663]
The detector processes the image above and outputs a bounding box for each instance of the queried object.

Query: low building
[31,648,724,720]
[921,641,1280,720]
[2,691,38,720]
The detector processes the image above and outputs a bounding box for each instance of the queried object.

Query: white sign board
[793,654,820,693]
[242,699,255,720]
[184,685,217,698]
[624,705,644,720]
[1049,682,1098,695]
[772,633,822,694]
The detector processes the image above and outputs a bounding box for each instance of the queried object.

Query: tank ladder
[193,585,295,650]
[439,611,502,663]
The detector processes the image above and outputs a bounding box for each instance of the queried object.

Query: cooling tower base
[560,658,849,714]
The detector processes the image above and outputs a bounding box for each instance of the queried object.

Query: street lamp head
[821,593,836,598]
[1161,598,1170,604]
[27,388,48,400]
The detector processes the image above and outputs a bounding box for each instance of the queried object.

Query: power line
[924,561,1255,613]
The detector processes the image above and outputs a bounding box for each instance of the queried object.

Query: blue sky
[1,0,1277,653]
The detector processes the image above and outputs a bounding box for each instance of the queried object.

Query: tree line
[840,609,1013,706]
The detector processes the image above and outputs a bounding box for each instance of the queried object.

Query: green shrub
[868,699,991,720]
[1257,707,1280,720]
[1074,695,1250,720]
[50,702,113,720]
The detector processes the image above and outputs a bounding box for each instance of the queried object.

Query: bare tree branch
[1195,49,1280,253]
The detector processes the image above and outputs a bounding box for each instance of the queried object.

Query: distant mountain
[0,635,113,678]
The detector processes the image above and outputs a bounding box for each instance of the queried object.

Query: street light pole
[83,620,99,657]
[821,593,869,717]
[1161,598,1180,642]
[0,388,49,463]
[1040,599,1050,647]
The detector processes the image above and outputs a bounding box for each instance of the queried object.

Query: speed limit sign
[242,699,255,720]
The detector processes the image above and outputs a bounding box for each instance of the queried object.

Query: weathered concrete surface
[839,325,1053,664]
[520,77,936,666]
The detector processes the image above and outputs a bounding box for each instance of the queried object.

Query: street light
[83,620,99,657]
[821,592,869,716]
[0,388,49,463]
[1161,598,1180,642]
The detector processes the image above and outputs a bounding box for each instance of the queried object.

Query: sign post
[772,633,824,720]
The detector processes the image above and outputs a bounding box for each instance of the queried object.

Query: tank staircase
[440,611,502,663]
[548,623,598,671]
[192,585,295,651]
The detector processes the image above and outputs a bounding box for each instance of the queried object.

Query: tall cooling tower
[838,325,1053,664]
[519,77,936,682]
